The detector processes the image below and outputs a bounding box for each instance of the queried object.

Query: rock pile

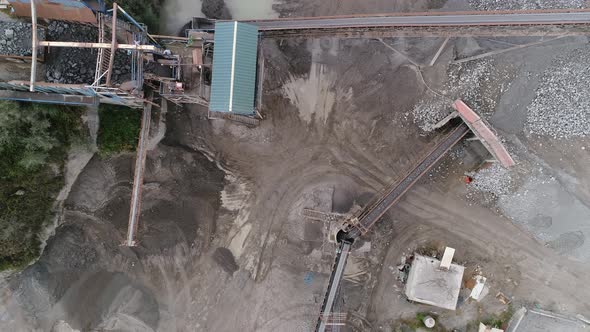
[412,59,499,131]
[47,21,97,43]
[467,163,515,197]
[44,21,131,85]
[468,0,586,10]
[0,22,45,56]
[526,46,590,138]
[45,49,132,85]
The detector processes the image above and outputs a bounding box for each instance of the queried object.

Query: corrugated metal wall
[210,21,258,115]
[210,22,233,113]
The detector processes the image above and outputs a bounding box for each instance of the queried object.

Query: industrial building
[404,253,465,311]
[209,21,259,116]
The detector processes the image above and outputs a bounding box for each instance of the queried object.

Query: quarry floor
[2,1,590,332]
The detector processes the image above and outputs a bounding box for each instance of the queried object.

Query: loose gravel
[466,163,515,197]
[0,22,45,56]
[412,59,508,131]
[45,21,132,85]
[468,0,586,10]
[525,46,590,138]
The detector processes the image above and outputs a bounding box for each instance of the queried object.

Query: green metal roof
[210,21,259,115]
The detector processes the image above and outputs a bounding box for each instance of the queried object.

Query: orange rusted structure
[9,0,97,24]
[453,99,515,168]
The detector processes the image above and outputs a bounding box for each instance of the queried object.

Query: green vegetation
[97,104,141,156]
[0,101,84,270]
[393,313,449,332]
[481,306,514,330]
[106,0,163,34]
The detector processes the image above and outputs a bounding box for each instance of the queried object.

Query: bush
[481,306,514,330]
[0,101,83,270]
[97,104,141,156]
[106,0,163,34]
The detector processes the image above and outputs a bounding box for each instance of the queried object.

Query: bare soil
[2,1,590,331]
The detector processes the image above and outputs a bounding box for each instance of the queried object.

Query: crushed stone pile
[466,163,515,197]
[412,59,498,131]
[468,0,585,10]
[45,22,131,85]
[0,22,45,56]
[526,46,590,138]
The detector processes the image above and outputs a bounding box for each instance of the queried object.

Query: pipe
[106,3,117,86]
[29,0,37,92]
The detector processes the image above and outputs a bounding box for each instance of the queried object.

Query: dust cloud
[161,0,203,35]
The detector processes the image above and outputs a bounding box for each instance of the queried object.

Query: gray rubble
[44,21,131,85]
[0,22,45,56]
[525,46,590,138]
[466,162,516,197]
[412,59,501,131]
[468,0,586,10]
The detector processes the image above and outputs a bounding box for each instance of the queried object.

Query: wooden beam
[149,34,189,41]
[0,54,44,62]
[38,41,156,51]
[106,3,117,86]
[125,92,153,246]
[29,0,37,92]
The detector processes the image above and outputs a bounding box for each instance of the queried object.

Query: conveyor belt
[243,11,590,31]
[348,123,469,238]
[315,240,352,332]
[315,123,469,331]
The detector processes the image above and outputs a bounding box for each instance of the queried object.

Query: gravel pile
[467,163,515,197]
[0,22,45,56]
[412,59,495,131]
[468,0,585,10]
[45,21,131,85]
[526,47,590,138]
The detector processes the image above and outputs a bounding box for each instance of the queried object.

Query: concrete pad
[404,254,465,310]
[506,308,587,332]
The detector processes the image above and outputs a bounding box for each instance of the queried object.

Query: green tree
[0,101,58,172]
[106,0,163,34]
[97,104,141,156]
[0,101,83,270]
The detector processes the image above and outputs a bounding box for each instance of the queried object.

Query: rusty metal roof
[9,0,97,24]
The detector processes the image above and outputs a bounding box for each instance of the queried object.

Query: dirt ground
[2,1,590,332]
[175,33,590,331]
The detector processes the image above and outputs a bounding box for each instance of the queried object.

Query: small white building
[405,253,465,310]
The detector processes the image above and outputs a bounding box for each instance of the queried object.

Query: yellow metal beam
[106,3,117,86]
[29,0,37,92]
[39,41,156,51]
